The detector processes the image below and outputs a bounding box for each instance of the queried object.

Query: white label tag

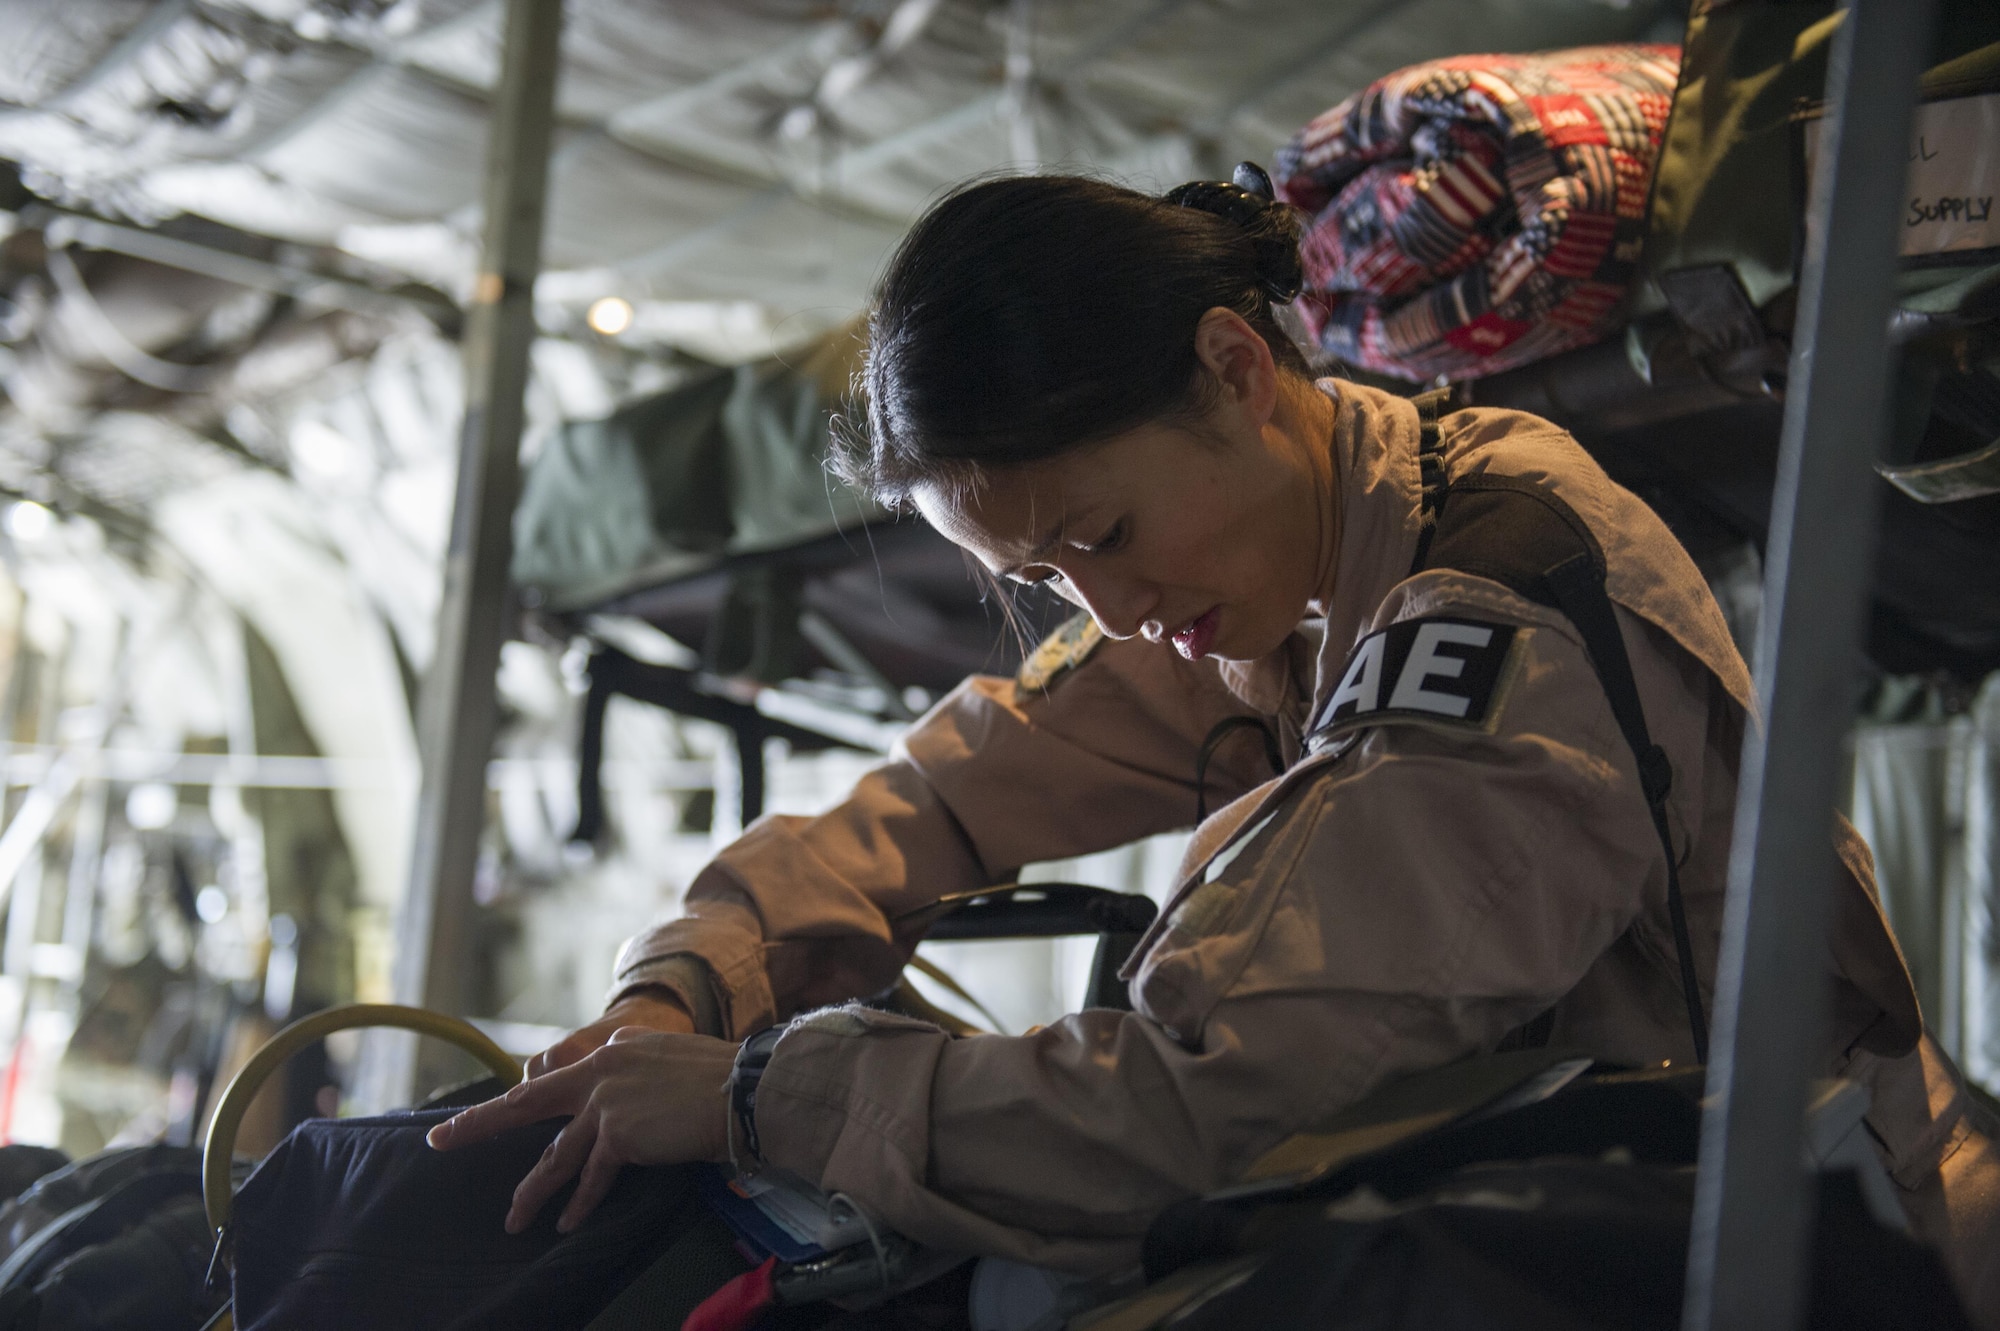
[1805,91,2000,261]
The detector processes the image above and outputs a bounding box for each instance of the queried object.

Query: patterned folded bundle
[1274,45,1681,383]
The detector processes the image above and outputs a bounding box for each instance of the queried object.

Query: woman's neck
[1284,379,1342,619]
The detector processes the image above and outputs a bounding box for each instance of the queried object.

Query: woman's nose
[1058,566,1154,640]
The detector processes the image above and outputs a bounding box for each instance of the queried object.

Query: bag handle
[201,1003,522,1235]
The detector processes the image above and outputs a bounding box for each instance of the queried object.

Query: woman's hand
[427,1028,737,1234]
[525,988,695,1079]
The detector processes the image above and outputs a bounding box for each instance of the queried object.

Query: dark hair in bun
[834,169,1310,507]
[1163,162,1306,304]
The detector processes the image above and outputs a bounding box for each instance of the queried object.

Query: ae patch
[1016,613,1104,696]
[1308,616,1518,745]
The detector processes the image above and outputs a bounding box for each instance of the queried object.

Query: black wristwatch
[730,1024,786,1163]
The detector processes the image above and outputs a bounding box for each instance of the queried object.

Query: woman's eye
[1084,521,1126,555]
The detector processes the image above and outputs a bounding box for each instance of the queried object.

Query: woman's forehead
[915,462,1107,564]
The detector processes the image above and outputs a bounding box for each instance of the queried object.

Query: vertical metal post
[381,0,563,1083]
[1682,3,1933,1328]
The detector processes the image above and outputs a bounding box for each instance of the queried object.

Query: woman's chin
[1208,620,1298,664]
[1156,597,1308,664]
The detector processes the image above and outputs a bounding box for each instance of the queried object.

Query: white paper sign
[1805,91,2000,261]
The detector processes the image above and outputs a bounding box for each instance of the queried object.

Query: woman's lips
[1171,607,1221,662]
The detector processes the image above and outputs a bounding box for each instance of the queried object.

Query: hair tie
[1231,161,1276,200]
[1165,161,1303,304]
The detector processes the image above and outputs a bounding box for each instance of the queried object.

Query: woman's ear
[1191,307,1278,427]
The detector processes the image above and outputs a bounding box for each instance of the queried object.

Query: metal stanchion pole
[1682,2,1934,1328]
[368,0,564,1107]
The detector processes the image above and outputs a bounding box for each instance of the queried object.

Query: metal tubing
[44,215,427,321]
[1682,3,1934,1328]
[376,0,563,1095]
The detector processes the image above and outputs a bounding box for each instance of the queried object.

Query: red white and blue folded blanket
[1275,44,1681,383]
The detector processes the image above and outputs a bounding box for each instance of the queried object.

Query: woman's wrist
[727,1024,787,1168]
[611,954,723,1035]
[606,986,695,1032]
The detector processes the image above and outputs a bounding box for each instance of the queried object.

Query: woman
[432,173,2000,1318]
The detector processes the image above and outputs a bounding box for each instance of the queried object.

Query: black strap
[1543,556,1709,1065]
[1497,1008,1558,1052]
[571,663,613,845]
[570,647,857,843]
[1407,439,1710,1064]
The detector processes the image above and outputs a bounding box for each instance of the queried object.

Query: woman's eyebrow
[1001,518,1068,576]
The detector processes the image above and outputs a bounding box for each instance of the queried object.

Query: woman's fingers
[508,1113,598,1234]
[434,1033,739,1236]
[526,992,698,1081]
[427,1065,580,1150]
[557,1134,625,1233]
[525,1034,587,1079]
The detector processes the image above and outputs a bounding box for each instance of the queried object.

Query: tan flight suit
[610,379,2000,1319]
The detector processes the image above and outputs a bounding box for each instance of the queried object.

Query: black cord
[1195,717,1285,824]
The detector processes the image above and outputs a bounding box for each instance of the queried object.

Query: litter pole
[368,0,564,1107]
[1680,2,1934,1328]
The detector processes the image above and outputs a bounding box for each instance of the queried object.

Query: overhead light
[778,104,819,142]
[126,782,178,831]
[586,296,634,336]
[4,500,51,542]
[196,884,229,924]
[772,104,820,141]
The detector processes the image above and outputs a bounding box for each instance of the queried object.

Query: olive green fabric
[511,385,704,611]
[1640,3,2000,320]
[1925,38,2000,98]
[512,326,881,613]
[1639,1,1843,318]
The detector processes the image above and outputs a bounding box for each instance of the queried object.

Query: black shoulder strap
[1408,416,1709,1064]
